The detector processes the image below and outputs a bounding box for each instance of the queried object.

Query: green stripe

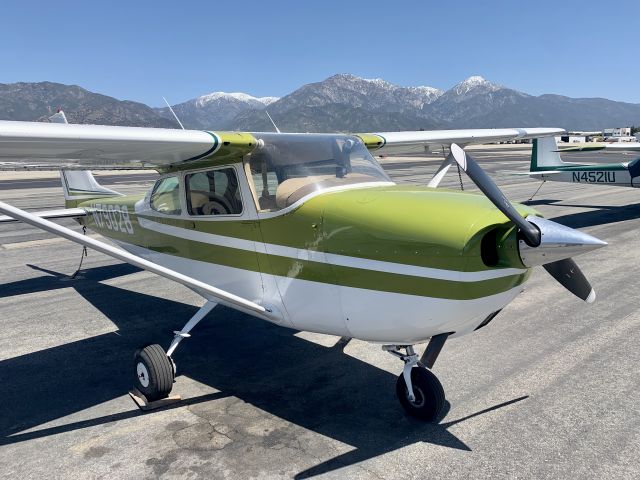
[84,211,528,299]
[184,131,219,162]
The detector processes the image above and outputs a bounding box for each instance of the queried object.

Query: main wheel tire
[396,367,445,421]
[133,344,174,402]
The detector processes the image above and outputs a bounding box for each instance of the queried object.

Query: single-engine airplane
[0,119,606,421]
[527,136,640,188]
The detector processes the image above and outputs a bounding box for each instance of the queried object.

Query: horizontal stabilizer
[527,170,562,176]
[0,207,86,223]
[556,145,606,152]
[0,200,273,319]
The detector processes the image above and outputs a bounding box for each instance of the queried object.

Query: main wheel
[396,367,445,421]
[133,344,174,402]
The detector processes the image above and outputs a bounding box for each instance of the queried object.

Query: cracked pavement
[1,148,640,479]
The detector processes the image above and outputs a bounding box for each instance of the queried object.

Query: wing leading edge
[0,121,257,171]
[357,128,564,155]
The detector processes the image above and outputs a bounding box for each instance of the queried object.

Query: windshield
[248,133,392,211]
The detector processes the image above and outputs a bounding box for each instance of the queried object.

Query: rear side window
[150,176,182,215]
[186,168,243,216]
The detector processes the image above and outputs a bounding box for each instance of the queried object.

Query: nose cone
[518,215,607,267]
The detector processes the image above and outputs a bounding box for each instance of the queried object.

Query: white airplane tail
[52,109,122,206]
[530,137,565,172]
[48,109,68,124]
[60,170,121,206]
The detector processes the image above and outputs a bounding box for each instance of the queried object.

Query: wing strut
[0,200,269,316]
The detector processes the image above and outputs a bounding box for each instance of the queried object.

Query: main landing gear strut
[384,333,451,421]
[133,301,217,402]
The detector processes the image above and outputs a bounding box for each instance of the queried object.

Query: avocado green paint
[355,133,386,151]
[159,131,258,173]
[78,184,535,300]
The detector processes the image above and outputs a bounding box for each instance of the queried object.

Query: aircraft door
[183,165,266,308]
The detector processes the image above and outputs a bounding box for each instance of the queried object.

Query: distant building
[557,132,599,143]
[559,135,587,143]
[603,127,632,138]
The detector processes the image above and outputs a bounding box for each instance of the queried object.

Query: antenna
[265,110,281,133]
[163,96,185,130]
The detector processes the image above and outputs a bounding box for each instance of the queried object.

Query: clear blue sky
[1,0,637,106]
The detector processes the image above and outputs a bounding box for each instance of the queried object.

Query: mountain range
[2,74,640,132]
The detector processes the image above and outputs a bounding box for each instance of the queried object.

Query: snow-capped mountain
[451,75,503,95]
[231,74,445,132]
[425,75,529,127]
[156,91,281,129]
[195,92,279,108]
[4,74,640,132]
[266,74,443,113]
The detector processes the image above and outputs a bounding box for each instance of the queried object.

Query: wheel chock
[128,388,182,411]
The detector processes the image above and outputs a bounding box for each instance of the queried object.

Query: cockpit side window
[185,167,243,216]
[150,176,182,215]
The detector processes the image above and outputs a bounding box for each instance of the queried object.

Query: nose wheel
[396,366,444,421]
[385,333,450,421]
[133,344,175,402]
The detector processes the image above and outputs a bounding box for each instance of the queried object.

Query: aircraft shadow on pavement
[0,264,528,477]
[521,199,562,206]
[550,202,640,229]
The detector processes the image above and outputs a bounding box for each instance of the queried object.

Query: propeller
[543,258,596,303]
[447,143,605,302]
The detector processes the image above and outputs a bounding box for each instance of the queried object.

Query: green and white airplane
[0,120,606,421]
[528,136,640,187]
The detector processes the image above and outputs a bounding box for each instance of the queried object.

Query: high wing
[0,120,564,170]
[356,128,564,156]
[355,128,564,187]
[0,121,257,170]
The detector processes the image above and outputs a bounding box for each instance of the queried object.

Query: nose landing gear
[384,333,450,421]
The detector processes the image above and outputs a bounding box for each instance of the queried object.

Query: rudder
[531,137,565,172]
[60,170,121,207]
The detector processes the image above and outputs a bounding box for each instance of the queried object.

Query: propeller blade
[543,258,596,303]
[447,143,605,303]
[448,143,541,246]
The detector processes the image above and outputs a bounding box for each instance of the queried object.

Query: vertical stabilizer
[49,109,68,124]
[60,170,122,207]
[50,109,122,206]
[531,137,565,172]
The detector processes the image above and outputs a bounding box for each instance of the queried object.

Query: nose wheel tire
[133,344,174,402]
[396,367,445,421]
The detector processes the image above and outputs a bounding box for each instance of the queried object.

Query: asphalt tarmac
[1,146,639,479]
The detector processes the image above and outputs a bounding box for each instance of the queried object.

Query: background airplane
[527,137,640,187]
